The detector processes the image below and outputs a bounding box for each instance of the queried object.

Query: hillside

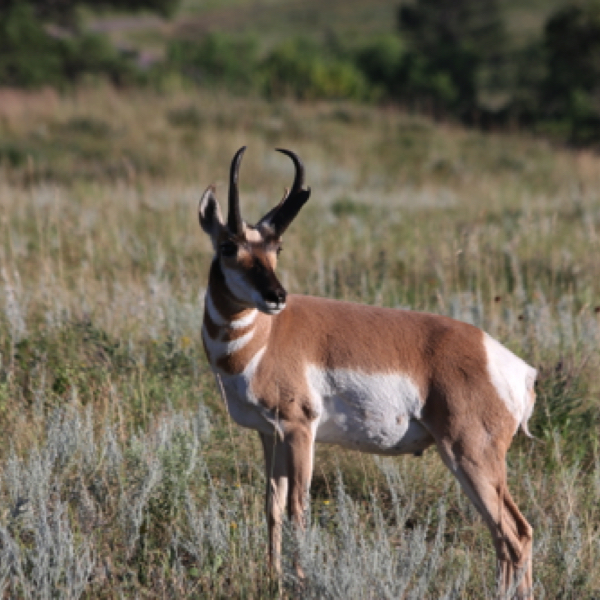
[90,0,565,56]
[0,87,599,596]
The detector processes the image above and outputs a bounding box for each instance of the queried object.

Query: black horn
[228,146,246,234]
[258,148,311,235]
[277,148,305,196]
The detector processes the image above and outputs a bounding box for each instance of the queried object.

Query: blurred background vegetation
[1,1,600,596]
[1,0,599,146]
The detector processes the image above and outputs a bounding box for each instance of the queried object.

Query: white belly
[307,366,433,455]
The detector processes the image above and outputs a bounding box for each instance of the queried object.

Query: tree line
[1,0,599,145]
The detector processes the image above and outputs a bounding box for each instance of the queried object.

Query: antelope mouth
[260,301,286,315]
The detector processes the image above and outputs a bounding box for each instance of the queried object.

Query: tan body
[198,147,536,599]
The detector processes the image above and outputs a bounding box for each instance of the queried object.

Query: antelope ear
[198,185,226,248]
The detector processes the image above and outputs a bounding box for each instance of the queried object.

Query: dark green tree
[166,33,260,91]
[0,0,180,23]
[355,35,405,97]
[0,0,180,87]
[396,0,508,116]
[540,1,600,143]
[0,3,65,86]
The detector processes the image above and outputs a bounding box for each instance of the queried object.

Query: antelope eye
[220,242,237,257]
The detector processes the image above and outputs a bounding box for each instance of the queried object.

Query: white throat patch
[202,324,255,361]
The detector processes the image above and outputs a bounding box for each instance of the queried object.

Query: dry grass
[0,86,599,597]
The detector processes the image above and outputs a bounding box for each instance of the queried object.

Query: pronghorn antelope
[199,147,536,598]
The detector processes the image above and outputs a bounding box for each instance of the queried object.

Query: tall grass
[0,86,599,597]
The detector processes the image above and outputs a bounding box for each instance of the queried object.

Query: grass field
[0,86,599,597]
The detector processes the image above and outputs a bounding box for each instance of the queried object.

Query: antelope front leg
[260,432,288,576]
[260,425,314,578]
[285,425,314,530]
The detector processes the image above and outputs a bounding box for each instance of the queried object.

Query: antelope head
[198,147,311,315]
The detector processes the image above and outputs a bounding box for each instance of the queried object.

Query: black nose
[264,288,287,305]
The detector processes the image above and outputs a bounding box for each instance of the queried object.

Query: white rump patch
[306,366,432,455]
[483,333,537,435]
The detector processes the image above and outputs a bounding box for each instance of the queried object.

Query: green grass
[0,86,599,597]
